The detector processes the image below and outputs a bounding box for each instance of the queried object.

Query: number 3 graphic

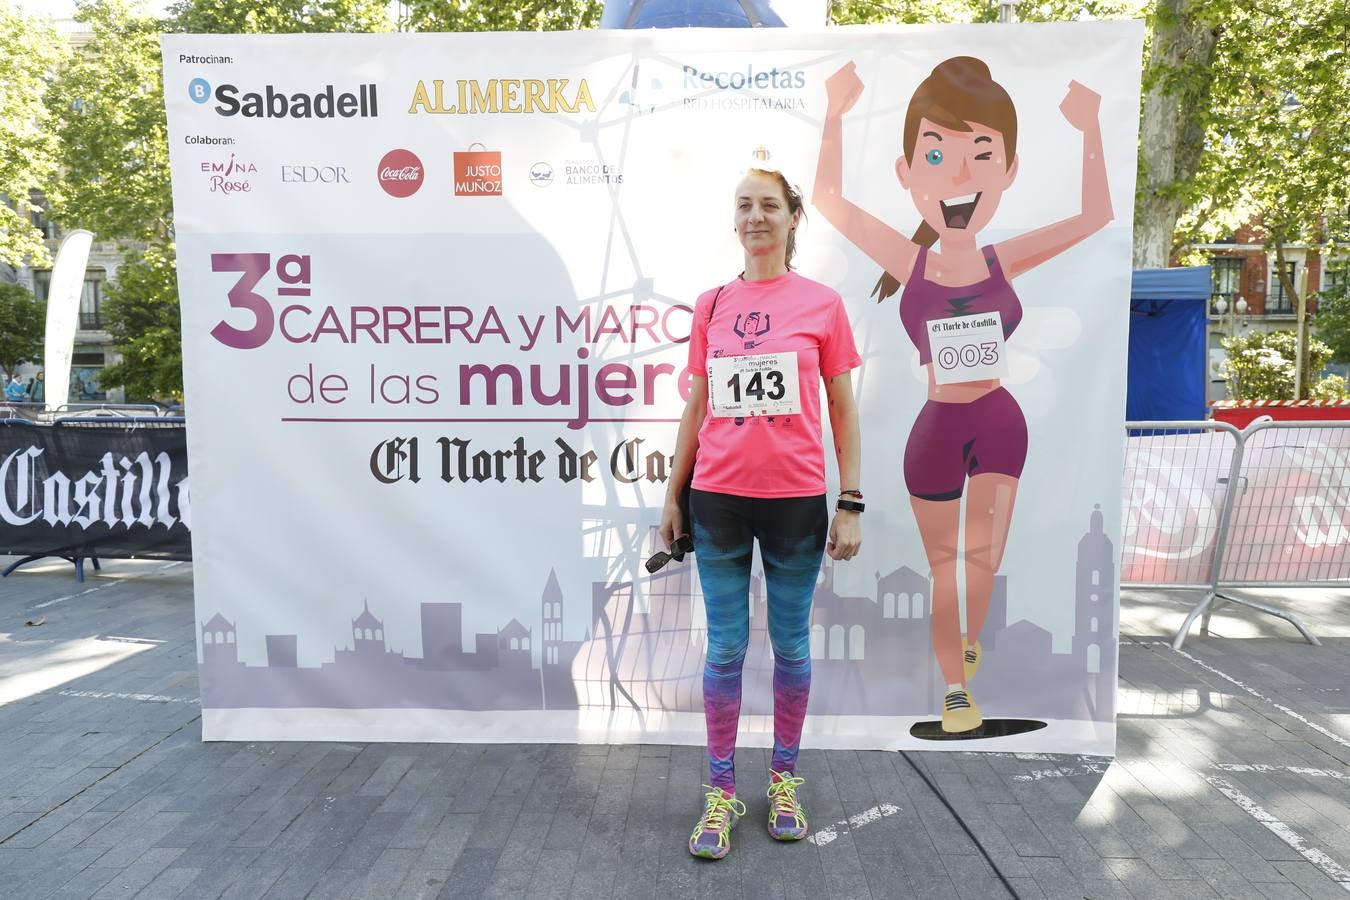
[210,253,274,349]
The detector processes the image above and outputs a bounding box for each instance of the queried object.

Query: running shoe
[766,771,808,841]
[963,638,983,682]
[688,786,746,860]
[941,687,983,733]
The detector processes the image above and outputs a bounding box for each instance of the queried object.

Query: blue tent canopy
[601,0,791,28]
[1128,266,1211,422]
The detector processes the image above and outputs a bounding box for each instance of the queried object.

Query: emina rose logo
[200,153,257,195]
[378,149,423,198]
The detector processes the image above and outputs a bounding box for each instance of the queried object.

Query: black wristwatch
[836,498,865,513]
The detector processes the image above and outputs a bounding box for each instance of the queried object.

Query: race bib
[707,351,801,418]
[927,311,1009,385]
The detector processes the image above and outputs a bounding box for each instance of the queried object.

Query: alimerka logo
[191,78,379,119]
[408,79,595,115]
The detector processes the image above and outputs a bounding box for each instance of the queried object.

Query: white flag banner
[43,229,93,411]
[163,23,1142,753]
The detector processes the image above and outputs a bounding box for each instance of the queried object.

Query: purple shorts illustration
[903,387,1028,501]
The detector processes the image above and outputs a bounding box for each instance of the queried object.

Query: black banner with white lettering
[0,421,191,560]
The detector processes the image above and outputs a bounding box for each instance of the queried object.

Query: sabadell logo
[378,149,423,198]
[188,77,379,119]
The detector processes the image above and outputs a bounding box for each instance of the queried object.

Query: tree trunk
[1133,0,1221,268]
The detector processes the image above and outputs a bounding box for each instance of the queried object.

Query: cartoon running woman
[813,57,1112,732]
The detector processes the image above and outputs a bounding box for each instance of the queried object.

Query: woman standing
[813,56,1113,733]
[660,165,863,860]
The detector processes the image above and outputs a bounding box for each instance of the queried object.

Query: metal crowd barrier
[1123,419,1349,649]
[0,402,174,424]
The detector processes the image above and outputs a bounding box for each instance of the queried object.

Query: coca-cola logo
[377,149,423,198]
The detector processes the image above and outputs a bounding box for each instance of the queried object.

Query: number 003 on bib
[707,352,801,418]
[926,311,1009,385]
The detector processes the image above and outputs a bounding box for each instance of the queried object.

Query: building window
[913,593,925,616]
[375,629,382,641]
[1091,571,1100,586]
[1326,263,1346,293]
[522,638,529,651]
[227,632,234,644]
[828,625,845,660]
[80,270,106,329]
[810,625,824,660]
[1211,256,1243,308]
[510,637,519,650]
[29,269,107,329]
[883,593,895,618]
[1268,261,1296,315]
[897,592,910,619]
[1087,644,1101,674]
[1090,617,1098,633]
[204,632,213,644]
[848,625,865,660]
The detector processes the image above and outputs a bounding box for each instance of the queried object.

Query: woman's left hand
[826,512,861,561]
[1059,80,1101,131]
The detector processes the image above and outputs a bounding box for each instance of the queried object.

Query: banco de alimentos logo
[188,77,379,119]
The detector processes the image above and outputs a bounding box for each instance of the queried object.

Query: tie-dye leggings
[690,489,827,795]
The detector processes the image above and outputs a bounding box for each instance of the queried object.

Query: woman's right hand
[825,62,864,119]
[658,494,684,550]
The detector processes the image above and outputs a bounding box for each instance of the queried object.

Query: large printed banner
[0,423,191,560]
[163,24,1142,753]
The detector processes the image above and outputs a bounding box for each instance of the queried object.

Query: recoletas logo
[378,149,423,198]
[189,78,379,119]
[677,63,807,111]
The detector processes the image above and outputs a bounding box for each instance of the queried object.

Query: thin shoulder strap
[913,245,929,280]
[707,281,730,322]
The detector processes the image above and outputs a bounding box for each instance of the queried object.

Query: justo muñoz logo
[377,149,424,198]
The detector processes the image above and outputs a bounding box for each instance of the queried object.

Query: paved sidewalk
[1,556,1347,899]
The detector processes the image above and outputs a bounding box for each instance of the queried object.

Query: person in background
[6,374,28,403]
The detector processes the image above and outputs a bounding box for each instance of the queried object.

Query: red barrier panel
[1210,401,1350,429]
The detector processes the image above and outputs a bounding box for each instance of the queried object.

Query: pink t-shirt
[686,271,861,498]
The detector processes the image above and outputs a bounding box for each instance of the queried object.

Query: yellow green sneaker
[688,787,746,860]
[766,771,808,841]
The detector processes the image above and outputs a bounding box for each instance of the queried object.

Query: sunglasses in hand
[645,534,694,574]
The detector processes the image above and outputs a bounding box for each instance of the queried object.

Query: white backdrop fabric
[162,23,1142,753]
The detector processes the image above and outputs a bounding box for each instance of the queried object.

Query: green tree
[399,0,601,32]
[0,282,45,383]
[98,244,183,402]
[1220,329,1335,401]
[0,7,67,267]
[45,0,170,242]
[167,0,391,34]
[1313,273,1350,363]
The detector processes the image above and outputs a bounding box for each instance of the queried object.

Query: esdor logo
[378,149,423,198]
